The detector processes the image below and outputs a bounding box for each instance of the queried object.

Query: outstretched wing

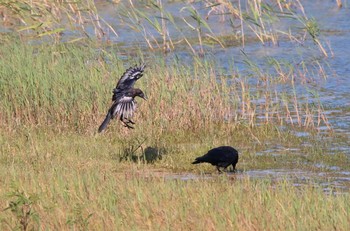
[112,63,145,101]
[115,63,146,91]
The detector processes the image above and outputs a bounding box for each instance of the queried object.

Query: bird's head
[134,88,147,100]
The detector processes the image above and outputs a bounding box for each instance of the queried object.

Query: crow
[192,146,239,173]
[98,64,146,132]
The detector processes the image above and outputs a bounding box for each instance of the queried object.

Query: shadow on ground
[118,146,164,163]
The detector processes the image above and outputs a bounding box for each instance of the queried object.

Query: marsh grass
[0,38,331,135]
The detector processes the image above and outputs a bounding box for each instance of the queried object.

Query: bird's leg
[231,164,236,173]
[125,118,135,124]
[122,119,134,129]
[124,118,135,129]
[123,122,134,129]
[216,166,223,174]
[120,116,134,129]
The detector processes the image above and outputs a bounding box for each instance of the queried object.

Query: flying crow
[192,146,239,173]
[98,64,146,132]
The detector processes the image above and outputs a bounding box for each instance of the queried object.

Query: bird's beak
[142,95,147,101]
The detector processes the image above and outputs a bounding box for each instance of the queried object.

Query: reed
[0,39,332,136]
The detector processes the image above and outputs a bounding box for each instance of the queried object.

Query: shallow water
[162,169,350,194]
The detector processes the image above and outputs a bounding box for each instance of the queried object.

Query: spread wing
[110,95,136,119]
[112,63,146,101]
[116,63,146,90]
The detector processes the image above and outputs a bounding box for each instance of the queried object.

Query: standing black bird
[98,64,146,132]
[192,146,239,173]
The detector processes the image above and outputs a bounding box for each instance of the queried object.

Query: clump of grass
[3,189,40,231]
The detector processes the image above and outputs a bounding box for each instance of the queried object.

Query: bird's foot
[123,122,134,129]
[126,119,135,124]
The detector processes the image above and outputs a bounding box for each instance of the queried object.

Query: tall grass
[0,39,331,136]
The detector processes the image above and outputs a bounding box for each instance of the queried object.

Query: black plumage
[192,146,239,173]
[98,64,146,132]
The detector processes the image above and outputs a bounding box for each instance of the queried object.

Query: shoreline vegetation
[0,40,332,132]
[1,0,349,230]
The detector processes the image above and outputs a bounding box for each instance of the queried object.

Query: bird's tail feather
[192,159,202,164]
[98,112,112,133]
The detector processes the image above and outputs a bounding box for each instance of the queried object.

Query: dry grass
[0,39,331,136]
[1,160,349,230]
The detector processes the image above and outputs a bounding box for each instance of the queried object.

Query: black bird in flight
[98,64,146,132]
[192,146,239,173]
